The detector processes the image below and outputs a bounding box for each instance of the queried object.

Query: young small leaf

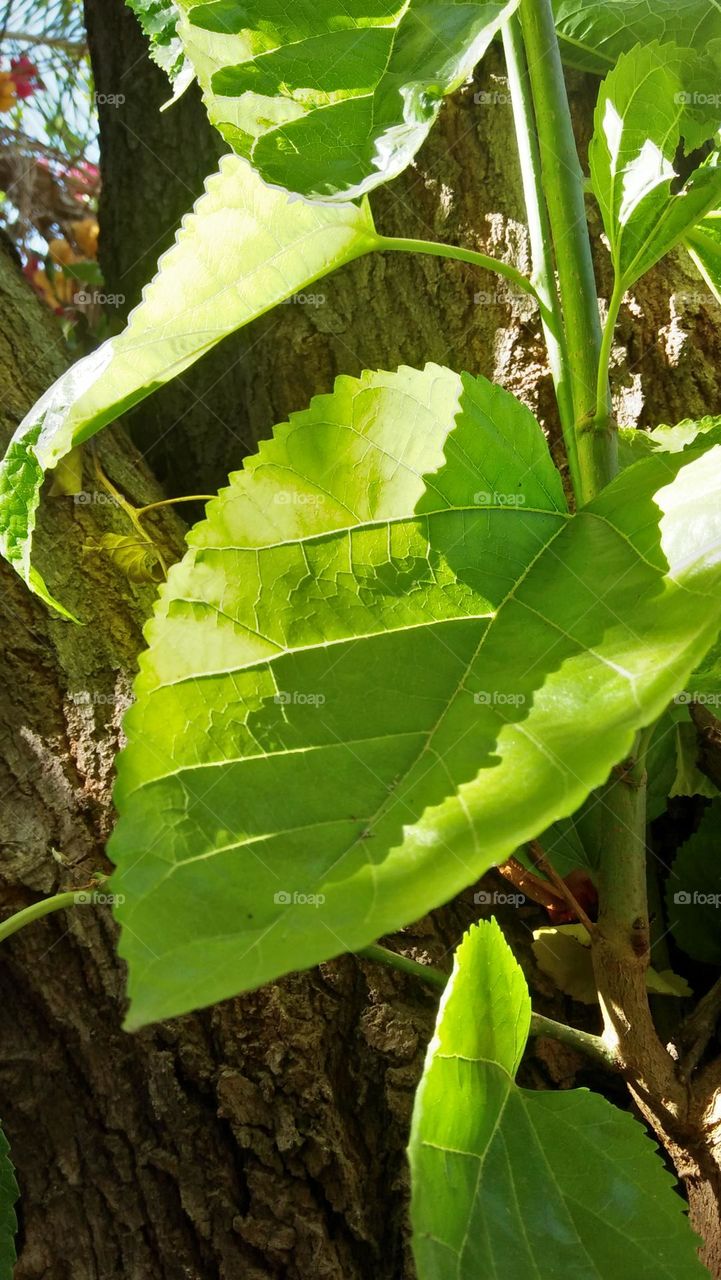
[174,0,520,201]
[554,1,721,74]
[409,919,705,1279]
[533,922,692,1001]
[0,155,377,616]
[590,43,721,291]
[126,0,191,86]
[0,1125,17,1280]
[685,211,721,304]
[109,364,721,1027]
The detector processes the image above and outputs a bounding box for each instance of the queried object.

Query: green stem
[0,890,98,944]
[137,495,215,515]
[595,279,623,426]
[361,950,616,1068]
[376,235,542,309]
[502,14,577,490]
[358,944,447,991]
[94,453,169,577]
[598,763,649,940]
[530,1012,618,1071]
[518,0,616,504]
[588,759,674,1083]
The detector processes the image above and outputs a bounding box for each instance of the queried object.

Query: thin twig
[497,855,566,914]
[674,975,721,1082]
[358,944,447,991]
[526,840,596,933]
[3,31,87,53]
[93,452,169,579]
[530,1011,618,1072]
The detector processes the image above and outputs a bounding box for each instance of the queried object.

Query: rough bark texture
[1,2,720,1276]
[0,241,473,1280]
[0,289,576,1278]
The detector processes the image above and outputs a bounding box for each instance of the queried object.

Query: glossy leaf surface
[175,0,519,200]
[109,364,721,1026]
[0,155,377,615]
[409,919,706,1279]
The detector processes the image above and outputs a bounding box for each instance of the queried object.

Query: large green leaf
[174,0,519,201]
[0,154,377,616]
[589,43,721,292]
[109,362,721,1027]
[554,1,721,74]
[409,919,706,1279]
[0,1126,17,1280]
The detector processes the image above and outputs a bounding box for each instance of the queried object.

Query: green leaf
[109,363,721,1027]
[533,922,693,1002]
[670,715,719,799]
[409,919,706,1279]
[554,1,721,74]
[126,0,192,86]
[685,632,721,702]
[647,711,689,819]
[174,0,520,201]
[535,813,595,877]
[0,1125,17,1280]
[0,154,377,617]
[686,211,721,305]
[667,801,721,964]
[589,43,721,291]
[618,417,721,718]
[634,417,721,458]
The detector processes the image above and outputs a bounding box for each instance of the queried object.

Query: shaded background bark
[0,1,719,1275]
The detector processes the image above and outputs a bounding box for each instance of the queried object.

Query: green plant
[2,1,721,1274]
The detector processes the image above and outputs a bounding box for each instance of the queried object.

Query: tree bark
[1,4,721,1276]
[0,243,475,1279]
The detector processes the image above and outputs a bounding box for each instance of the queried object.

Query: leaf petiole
[375,234,542,309]
[595,278,624,428]
[0,881,108,945]
[358,944,447,990]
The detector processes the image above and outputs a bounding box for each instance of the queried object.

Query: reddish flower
[10,56,43,100]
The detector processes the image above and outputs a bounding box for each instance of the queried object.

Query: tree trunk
[0,241,474,1279]
[2,4,721,1275]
